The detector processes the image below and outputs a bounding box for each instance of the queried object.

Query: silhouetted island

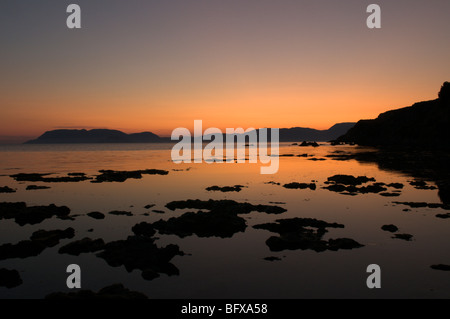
[25,129,167,144]
[337,82,450,148]
[25,123,355,144]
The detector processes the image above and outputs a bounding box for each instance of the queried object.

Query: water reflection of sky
[0,143,449,298]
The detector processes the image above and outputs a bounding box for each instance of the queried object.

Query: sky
[0,0,449,142]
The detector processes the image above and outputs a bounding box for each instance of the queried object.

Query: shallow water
[0,143,449,299]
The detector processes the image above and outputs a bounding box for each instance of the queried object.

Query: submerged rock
[144,204,155,209]
[30,228,75,247]
[436,213,450,219]
[393,233,413,241]
[409,180,437,190]
[87,211,105,219]
[0,227,75,260]
[326,175,376,186]
[25,185,51,190]
[132,222,156,237]
[322,175,393,195]
[325,154,355,161]
[299,141,319,147]
[283,182,316,190]
[0,186,15,193]
[10,173,90,183]
[45,284,148,299]
[327,238,363,251]
[323,183,387,195]
[0,202,71,226]
[206,185,246,192]
[393,202,450,210]
[156,199,286,238]
[0,269,23,288]
[264,256,282,261]
[253,218,363,252]
[430,264,450,271]
[379,192,401,197]
[108,210,133,216]
[96,236,183,280]
[92,169,169,183]
[67,173,86,177]
[387,183,404,189]
[381,224,399,233]
[59,238,106,256]
[152,210,247,238]
[165,199,287,215]
[0,240,47,260]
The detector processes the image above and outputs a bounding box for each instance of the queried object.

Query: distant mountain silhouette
[24,123,356,144]
[25,129,164,144]
[337,82,450,148]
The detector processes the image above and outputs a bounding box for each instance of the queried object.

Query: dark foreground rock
[25,185,51,190]
[409,180,437,190]
[253,218,363,252]
[393,233,413,241]
[0,186,15,193]
[92,169,169,183]
[157,199,286,238]
[0,227,74,261]
[283,182,316,190]
[264,257,282,261]
[45,284,148,299]
[108,210,133,216]
[87,211,105,219]
[96,236,183,280]
[0,240,47,260]
[436,213,450,219]
[393,202,450,210]
[379,192,401,197]
[59,238,106,256]
[10,173,90,183]
[381,224,399,233]
[152,210,247,238]
[206,185,246,192]
[30,228,75,247]
[322,175,404,196]
[165,199,287,215]
[132,222,157,237]
[299,141,319,147]
[0,202,71,226]
[430,264,450,271]
[326,175,375,186]
[0,269,23,288]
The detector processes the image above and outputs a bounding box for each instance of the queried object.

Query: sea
[0,142,449,299]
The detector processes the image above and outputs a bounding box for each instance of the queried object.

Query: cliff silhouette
[337,82,450,148]
[278,123,355,142]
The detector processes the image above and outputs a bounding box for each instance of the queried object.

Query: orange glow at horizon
[0,81,440,139]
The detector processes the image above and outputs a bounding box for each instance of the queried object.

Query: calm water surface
[0,143,449,298]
